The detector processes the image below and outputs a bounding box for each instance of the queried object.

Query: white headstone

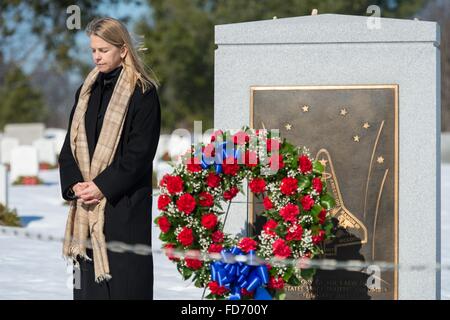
[0,137,19,165]
[32,138,57,166]
[168,135,191,160]
[44,128,67,156]
[10,146,39,182]
[155,161,174,186]
[0,164,7,206]
[155,134,171,161]
[4,123,45,145]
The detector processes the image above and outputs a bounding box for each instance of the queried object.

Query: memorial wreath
[155,127,335,300]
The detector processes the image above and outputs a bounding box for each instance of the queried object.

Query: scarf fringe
[95,273,112,283]
[63,245,93,267]
[63,245,112,283]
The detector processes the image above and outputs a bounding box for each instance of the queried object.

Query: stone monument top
[215,14,440,45]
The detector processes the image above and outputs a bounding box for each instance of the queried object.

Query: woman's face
[90,35,126,73]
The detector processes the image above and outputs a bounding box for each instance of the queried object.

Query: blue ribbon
[195,141,242,174]
[210,247,271,300]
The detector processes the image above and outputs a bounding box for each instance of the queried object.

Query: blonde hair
[86,17,159,93]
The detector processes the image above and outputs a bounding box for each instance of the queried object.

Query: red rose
[263,219,278,236]
[232,131,249,145]
[185,258,203,270]
[298,155,312,173]
[272,239,292,259]
[279,203,300,223]
[212,230,224,243]
[255,129,267,137]
[166,175,184,194]
[176,193,196,215]
[286,224,303,241]
[157,194,171,210]
[223,186,239,200]
[206,172,221,188]
[177,227,194,247]
[23,177,35,185]
[269,154,285,171]
[210,130,223,143]
[203,143,216,158]
[263,197,273,210]
[312,177,323,193]
[241,288,254,297]
[266,138,280,152]
[243,150,258,167]
[238,237,257,253]
[249,178,266,194]
[157,216,171,233]
[198,192,214,207]
[312,230,326,244]
[268,276,285,289]
[208,281,229,295]
[318,209,327,225]
[163,243,179,261]
[301,195,315,211]
[201,213,218,230]
[159,174,169,187]
[222,157,240,175]
[208,243,223,253]
[280,177,298,196]
[186,163,202,173]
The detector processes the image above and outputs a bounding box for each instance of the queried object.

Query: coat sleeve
[93,86,161,204]
[58,85,84,201]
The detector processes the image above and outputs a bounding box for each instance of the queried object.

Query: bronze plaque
[249,85,398,300]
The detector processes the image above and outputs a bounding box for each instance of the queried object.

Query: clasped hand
[73,181,104,205]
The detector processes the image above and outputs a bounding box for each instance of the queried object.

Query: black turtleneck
[85,65,123,160]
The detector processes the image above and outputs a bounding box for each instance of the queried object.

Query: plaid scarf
[63,65,133,282]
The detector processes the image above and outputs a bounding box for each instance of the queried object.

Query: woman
[58,17,160,300]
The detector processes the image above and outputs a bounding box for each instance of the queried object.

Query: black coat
[58,68,161,299]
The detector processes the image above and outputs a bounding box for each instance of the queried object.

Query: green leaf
[274,290,286,300]
[194,277,204,288]
[310,204,323,217]
[282,267,293,282]
[311,225,320,234]
[312,161,324,174]
[324,222,333,232]
[320,193,336,210]
[181,267,193,280]
[288,275,301,286]
[300,268,316,280]
[159,232,171,242]
[309,205,322,224]
[297,176,311,190]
